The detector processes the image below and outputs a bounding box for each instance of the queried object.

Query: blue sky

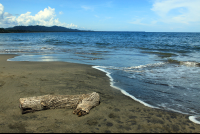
[0,0,200,32]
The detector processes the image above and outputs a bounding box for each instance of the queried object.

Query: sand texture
[0,54,199,133]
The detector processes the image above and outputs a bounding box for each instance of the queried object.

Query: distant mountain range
[0,25,92,33]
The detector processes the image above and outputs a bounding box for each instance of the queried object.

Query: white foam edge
[189,115,200,125]
[7,54,23,61]
[125,62,167,69]
[92,65,200,125]
[92,66,159,109]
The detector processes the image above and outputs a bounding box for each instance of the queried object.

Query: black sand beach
[0,54,199,133]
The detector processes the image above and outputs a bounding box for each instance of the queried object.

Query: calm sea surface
[0,32,200,123]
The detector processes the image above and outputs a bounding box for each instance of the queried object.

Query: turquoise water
[0,32,200,123]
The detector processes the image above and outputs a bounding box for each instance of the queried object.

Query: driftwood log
[19,92,100,117]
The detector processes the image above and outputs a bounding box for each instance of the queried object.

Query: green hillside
[0,25,90,33]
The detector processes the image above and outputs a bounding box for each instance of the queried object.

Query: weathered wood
[19,92,100,116]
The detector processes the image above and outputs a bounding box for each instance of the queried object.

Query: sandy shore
[0,54,199,133]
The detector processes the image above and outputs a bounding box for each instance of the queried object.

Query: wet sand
[0,54,199,133]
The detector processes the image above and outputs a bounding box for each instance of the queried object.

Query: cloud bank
[0,3,77,28]
[151,0,200,24]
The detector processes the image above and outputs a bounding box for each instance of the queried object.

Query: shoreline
[92,66,157,109]
[92,66,200,125]
[0,54,199,133]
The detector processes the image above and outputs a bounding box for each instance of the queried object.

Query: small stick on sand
[19,92,100,117]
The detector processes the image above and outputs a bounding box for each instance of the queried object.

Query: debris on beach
[19,92,100,117]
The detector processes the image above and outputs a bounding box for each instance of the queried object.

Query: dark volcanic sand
[0,54,199,133]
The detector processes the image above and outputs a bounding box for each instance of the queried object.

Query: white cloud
[129,18,158,26]
[4,12,12,17]
[66,23,78,28]
[81,5,94,11]
[129,19,147,26]
[0,3,4,19]
[59,11,63,15]
[0,3,78,28]
[151,0,200,24]
[35,7,56,21]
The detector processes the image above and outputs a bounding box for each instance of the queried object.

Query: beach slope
[0,54,199,133]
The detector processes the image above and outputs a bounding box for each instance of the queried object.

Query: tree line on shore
[0,25,91,33]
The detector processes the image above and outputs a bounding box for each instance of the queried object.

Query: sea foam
[189,115,200,124]
[92,65,158,109]
[92,65,200,125]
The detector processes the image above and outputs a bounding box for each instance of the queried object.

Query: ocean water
[0,32,200,124]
